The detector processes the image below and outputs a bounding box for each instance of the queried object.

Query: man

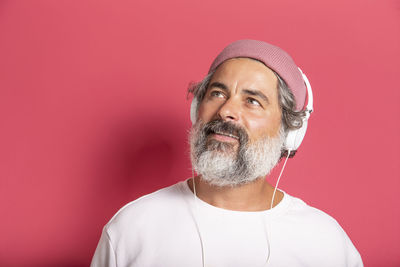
[91,40,363,266]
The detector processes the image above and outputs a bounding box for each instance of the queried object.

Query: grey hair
[273,70,306,131]
[187,68,306,158]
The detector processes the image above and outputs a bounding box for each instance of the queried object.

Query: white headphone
[190,67,313,153]
[283,68,314,152]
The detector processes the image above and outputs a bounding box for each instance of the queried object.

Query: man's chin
[206,139,239,154]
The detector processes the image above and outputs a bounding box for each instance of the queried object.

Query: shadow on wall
[35,262,87,267]
[87,112,189,226]
[7,114,189,267]
[73,112,190,265]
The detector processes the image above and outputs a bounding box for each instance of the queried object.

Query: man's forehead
[209,58,278,89]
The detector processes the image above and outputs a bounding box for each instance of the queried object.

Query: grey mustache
[203,120,249,144]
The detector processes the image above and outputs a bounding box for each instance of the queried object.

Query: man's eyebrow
[242,89,269,103]
[208,82,229,92]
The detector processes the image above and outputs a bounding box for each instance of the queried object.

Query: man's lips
[210,131,239,142]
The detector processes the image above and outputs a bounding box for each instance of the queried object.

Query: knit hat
[209,40,306,111]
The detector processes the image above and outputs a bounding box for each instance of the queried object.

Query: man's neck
[187,176,284,212]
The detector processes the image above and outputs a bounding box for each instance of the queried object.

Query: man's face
[190,58,284,187]
[197,58,282,145]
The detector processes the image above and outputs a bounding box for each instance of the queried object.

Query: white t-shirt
[91,180,363,267]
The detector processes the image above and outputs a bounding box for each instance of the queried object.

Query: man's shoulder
[104,180,189,233]
[283,193,356,248]
[283,193,346,234]
[281,193,363,265]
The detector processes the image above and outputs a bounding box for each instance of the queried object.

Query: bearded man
[91,40,363,267]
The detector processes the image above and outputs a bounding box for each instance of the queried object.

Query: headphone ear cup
[284,119,308,151]
[190,98,198,124]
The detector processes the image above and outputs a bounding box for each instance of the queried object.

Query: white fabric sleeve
[90,227,117,267]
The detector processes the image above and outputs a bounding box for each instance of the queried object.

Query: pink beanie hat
[209,40,306,111]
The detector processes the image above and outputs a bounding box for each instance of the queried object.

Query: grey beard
[189,121,285,187]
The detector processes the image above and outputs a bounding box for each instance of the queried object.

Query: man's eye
[210,91,225,98]
[247,98,261,106]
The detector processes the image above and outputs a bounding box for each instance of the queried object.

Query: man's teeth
[214,131,239,139]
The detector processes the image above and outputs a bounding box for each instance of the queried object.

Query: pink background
[1,0,399,266]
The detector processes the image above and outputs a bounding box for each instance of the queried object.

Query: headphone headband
[298,67,314,118]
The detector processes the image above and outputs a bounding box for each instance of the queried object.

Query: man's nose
[217,97,240,122]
